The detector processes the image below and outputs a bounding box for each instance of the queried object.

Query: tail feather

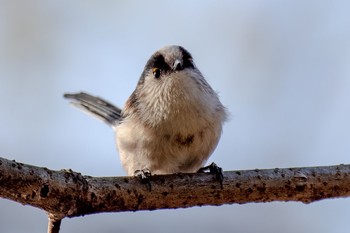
[64,92,122,126]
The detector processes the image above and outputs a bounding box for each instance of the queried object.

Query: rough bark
[1,156,350,220]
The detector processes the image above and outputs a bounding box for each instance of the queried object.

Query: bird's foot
[134,169,152,191]
[197,162,224,189]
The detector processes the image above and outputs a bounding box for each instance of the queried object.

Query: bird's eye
[152,68,161,79]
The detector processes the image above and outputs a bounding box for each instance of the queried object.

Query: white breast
[115,70,227,175]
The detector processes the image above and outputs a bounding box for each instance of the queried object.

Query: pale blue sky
[1,1,350,232]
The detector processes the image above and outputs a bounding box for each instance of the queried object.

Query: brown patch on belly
[174,134,194,147]
[198,130,205,140]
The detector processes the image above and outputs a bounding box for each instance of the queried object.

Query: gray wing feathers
[64,92,122,126]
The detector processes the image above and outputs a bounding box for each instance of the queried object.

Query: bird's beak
[173,59,183,71]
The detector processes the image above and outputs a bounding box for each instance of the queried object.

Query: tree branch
[1,156,350,220]
[47,214,62,233]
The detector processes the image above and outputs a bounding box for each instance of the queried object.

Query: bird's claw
[134,169,152,191]
[198,162,224,189]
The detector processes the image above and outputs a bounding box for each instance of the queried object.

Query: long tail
[64,92,122,126]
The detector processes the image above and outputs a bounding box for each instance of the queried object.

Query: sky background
[1,1,350,232]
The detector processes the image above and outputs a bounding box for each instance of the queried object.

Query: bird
[64,45,228,179]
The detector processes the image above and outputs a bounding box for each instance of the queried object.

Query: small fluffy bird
[64,45,227,177]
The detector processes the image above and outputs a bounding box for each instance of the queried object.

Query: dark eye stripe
[179,46,195,69]
[138,53,170,83]
[146,53,170,73]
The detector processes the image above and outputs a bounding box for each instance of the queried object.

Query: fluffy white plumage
[65,45,227,176]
